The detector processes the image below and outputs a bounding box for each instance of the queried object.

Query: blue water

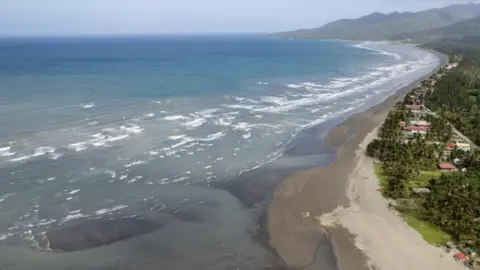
[0,36,440,269]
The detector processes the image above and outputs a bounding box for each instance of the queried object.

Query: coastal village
[367,58,480,269]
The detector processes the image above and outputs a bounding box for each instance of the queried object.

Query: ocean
[0,35,440,269]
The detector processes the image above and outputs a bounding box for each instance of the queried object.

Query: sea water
[0,35,440,269]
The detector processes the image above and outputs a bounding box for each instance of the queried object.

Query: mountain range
[391,16,480,43]
[276,3,480,41]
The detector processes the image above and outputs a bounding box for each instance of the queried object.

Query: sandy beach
[266,51,456,269]
[317,126,466,270]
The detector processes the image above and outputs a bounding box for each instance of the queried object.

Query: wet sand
[265,51,448,269]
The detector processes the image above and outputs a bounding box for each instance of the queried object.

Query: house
[467,248,477,257]
[412,188,431,195]
[456,143,471,152]
[404,126,428,137]
[446,63,459,70]
[439,162,457,172]
[410,120,430,127]
[455,252,467,262]
[446,143,456,149]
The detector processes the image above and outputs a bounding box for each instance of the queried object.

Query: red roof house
[439,162,457,171]
[454,252,467,262]
[446,143,456,149]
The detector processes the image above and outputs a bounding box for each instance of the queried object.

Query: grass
[411,170,442,188]
[374,163,388,190]
[403,210,451,245]
[373,162,451,246]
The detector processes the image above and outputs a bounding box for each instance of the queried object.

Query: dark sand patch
[169,209,205,223]
[43,217,164,252]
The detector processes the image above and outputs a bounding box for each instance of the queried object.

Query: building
[412,188,431,195]
[456,142,471,152]
[410,120,430,127]
[467,248,477,257]
[404,126,428,137]
[446,63,459,70]
[445,143,456,150]
[439,162,457,172]
[455,252,467,262]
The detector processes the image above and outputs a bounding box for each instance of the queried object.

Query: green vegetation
[374,163,388,190]
[425,57,480,145]
[404,210,451,245]
[367,47,480,251]
[275,3,480,41]
[413,171,442,188]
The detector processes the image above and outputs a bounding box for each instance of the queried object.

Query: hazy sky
[0,0,476,36]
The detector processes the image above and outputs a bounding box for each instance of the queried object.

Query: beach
[265,51,458,269]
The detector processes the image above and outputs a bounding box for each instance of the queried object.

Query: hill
[276,3,480,41]
[391,16,480,43]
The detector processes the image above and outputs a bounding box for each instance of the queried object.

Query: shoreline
[264,49,449,269]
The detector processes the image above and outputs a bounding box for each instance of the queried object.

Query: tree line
[367,52,480,247]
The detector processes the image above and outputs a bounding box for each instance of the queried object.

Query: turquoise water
[0,36,440,269]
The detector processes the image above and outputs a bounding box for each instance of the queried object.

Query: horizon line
[0,32,272,39]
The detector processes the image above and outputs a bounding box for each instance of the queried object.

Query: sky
[0,0,477,36]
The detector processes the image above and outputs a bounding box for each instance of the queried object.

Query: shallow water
[0,36,440,269]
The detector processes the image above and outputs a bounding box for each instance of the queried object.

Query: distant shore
[265,49,449,269]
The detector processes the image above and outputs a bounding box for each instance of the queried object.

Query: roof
[413,188,431,194]
[439,162,456,170]
[456,143,470,148]
[406,126,428,132]
[446,143,456,148]
[455,252,467,260]
[410,120,430,126]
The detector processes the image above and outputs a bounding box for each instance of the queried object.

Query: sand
[318,127,466,270]
[267,93,393,270]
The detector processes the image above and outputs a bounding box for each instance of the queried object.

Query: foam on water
[33,146,56,157]
[82,103,95,109]
[68,142,87,152]
[0,147,16,157]
[182,117,207,129]
[94,204,127,215]
[354,41,402,60]
[124,160,147,168]
[164,115,189,121]
[0,193,16,203]
[62,211,89,223]
[8,155,33,163]
[68,189,80,195]
[120,124,144,134]
[168,135,187,140]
